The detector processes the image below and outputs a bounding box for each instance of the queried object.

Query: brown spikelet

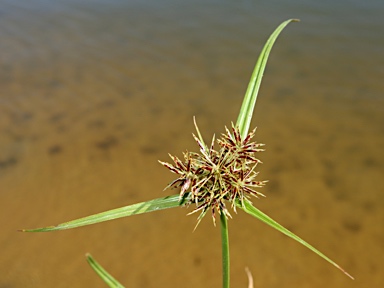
[159,119,266,226]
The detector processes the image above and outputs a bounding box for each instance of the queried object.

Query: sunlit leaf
[237,198,354,279]
[236,18,299,139]
[22,194,184,232]
[86,254,124,288]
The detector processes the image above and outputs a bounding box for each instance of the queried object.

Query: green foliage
[86,254,124,288]
[236,19,299,139]
[22,195,183,232]
[239,198,354,279]
[22,19,353,287]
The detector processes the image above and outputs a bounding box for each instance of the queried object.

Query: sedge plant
[22,19,354,287]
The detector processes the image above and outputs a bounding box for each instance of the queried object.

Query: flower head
[159,118,267,226]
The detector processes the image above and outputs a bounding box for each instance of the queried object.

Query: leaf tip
[85,253,93,261]
[335,263,354,280]
[19,225,57,232]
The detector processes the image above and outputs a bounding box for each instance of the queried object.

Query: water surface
[1,0,383,287]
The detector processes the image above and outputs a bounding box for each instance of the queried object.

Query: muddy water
[1,0,383,287]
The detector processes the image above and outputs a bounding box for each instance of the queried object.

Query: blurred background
[1,0,383,287]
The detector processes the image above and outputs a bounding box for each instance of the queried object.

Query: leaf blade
[236,19,299,139]
[238,198,354,279]
[22,194,183,232]
[86,254,125,288]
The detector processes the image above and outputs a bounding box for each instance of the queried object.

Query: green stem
[220,211,230,288]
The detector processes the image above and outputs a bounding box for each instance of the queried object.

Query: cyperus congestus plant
[22,19,354,287]
[160,120,267,227]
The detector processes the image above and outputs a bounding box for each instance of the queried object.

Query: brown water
[1,0,383,287]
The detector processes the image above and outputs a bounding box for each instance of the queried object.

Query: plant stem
[220,210,230,288]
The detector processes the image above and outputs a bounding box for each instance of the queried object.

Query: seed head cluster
[159,120,267,226]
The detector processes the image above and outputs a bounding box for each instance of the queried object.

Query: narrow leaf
[236,19,299,139]
[86,254,124,288]
[193,116,208,149]
[21,194,183,232]
[238,198,354,279]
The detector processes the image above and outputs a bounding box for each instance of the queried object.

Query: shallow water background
[1,0,383,287]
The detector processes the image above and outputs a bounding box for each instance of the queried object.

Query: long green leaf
[21,194,183,232]
[237,198,354,279]
[236,19,299,139]
[86,254,124,288]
